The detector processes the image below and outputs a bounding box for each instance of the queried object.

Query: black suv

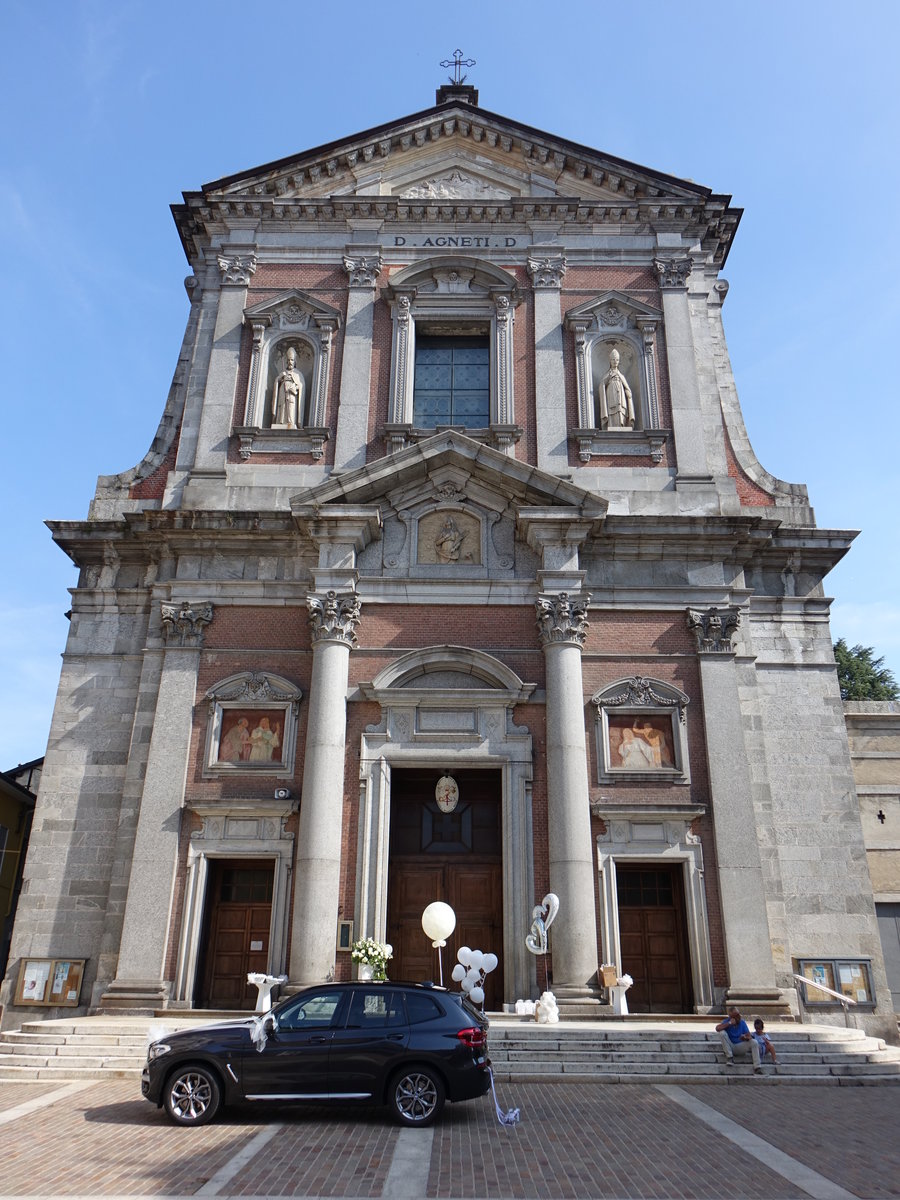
[142,981,490,1127]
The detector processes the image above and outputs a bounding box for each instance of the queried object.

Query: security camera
[274,787,292,800]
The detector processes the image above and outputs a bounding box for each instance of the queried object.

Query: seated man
[715,1006,762,1073]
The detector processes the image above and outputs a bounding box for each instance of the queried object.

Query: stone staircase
[1,1015,899,1085]
[488,1021,900,1085]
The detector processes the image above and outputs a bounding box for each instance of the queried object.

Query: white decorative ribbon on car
[487,1066,520,1126]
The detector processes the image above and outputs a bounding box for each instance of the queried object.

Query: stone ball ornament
[421,901,456,947]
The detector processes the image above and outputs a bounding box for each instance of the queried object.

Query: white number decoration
[525,892,560,955]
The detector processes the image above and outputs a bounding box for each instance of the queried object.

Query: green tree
[834,639,900,701]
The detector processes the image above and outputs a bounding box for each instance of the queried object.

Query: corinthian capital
[161,600,214,647]
[535,591,591,648]
[217,254,257,286]
[308,590,362,647]
[527,254,567,288]
[343,254,383,287]
[686,605,740,653]
[654,257,692,290]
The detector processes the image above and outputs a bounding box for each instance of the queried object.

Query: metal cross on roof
[440,49,476,85]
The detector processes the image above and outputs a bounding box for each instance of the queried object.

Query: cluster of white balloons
[451,946,498,1006]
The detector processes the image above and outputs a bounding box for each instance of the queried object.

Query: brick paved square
[685,1084,900,1199]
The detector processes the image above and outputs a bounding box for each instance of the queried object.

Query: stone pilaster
[528,251,569,473]
[190,252,257,479]
[687,606,782,1011]
[99,600,213,1011]
[654,257,713,487]
[536,592,601,1004]
[289,591,361,986]
[333,248,382,471]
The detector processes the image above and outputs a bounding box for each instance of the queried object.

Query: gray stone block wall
[748,634,895,1038]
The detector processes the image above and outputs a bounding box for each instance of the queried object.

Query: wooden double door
[387,769,504,1011]
[616,863,693,1013]
[199,859,274,1009]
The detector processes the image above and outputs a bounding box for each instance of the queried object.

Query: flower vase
[358,963,374,981]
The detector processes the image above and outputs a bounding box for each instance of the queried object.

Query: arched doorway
[387,768,503,1009]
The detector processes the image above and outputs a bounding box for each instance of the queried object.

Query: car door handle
[309,1035,329,1044]
[386,1034,405,1041]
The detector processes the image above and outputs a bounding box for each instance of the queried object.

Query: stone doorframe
[592,805,715,1011]
[357,647,536,1003]
[171,801,296,1006]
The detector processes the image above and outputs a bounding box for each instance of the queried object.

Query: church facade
[3,83,894,1037]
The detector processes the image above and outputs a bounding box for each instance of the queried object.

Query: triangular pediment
[290,430,608,518]
[243,289,341,329]
[194,102,715,206]
[565,291,662,327]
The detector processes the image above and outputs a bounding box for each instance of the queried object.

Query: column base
[552,983,604,1018]
[724,987,794,1019]
[97,980,170,1015]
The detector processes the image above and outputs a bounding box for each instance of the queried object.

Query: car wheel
[163,1064,222,1126]
[389,1066,445,1127]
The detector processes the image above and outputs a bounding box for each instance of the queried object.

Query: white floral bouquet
[350,937,393,977]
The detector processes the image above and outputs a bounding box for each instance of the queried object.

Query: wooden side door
[200,860,273,1009]
[616,864,692,1013]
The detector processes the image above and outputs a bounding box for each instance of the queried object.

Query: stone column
[333,249,382,471]
[655,257,713,485]
[100,600,213,1011]
[528,252,569,474]
[687,606,780,1008]
[190,252,256,479]
[536,592,601,1003]
[289,590,361,986]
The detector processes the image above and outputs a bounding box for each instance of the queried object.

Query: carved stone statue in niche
[599,348,635,430]
[435,516,465,563]
[271,345,306,429]
[417,510,480,566]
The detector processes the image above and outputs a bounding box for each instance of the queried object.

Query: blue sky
[2,1,898,768]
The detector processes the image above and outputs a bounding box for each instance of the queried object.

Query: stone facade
[844,702,900,1011]
[2,86,894,1038]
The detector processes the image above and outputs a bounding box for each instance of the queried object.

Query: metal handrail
[792,972,857,1028]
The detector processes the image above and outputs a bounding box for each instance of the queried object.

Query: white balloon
[421,902,456,943]
[482,953,498,973]
[451,963,466,982]
[461,976,473,992]
[465,967,481,987]
[470,986,485,1004]
[457,946,472,966]
[469,950,484,971]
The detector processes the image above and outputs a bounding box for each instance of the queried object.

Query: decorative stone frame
[234,289,341,460]
[591,676,690,785]
[592,806,715,1011]
[171,800,296,1005]
[564,291,666,462]
[203,671,302,778]
[356,647,536,1004]
[381,257,522,454]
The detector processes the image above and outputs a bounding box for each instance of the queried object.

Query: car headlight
[147,1043,172,1061]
